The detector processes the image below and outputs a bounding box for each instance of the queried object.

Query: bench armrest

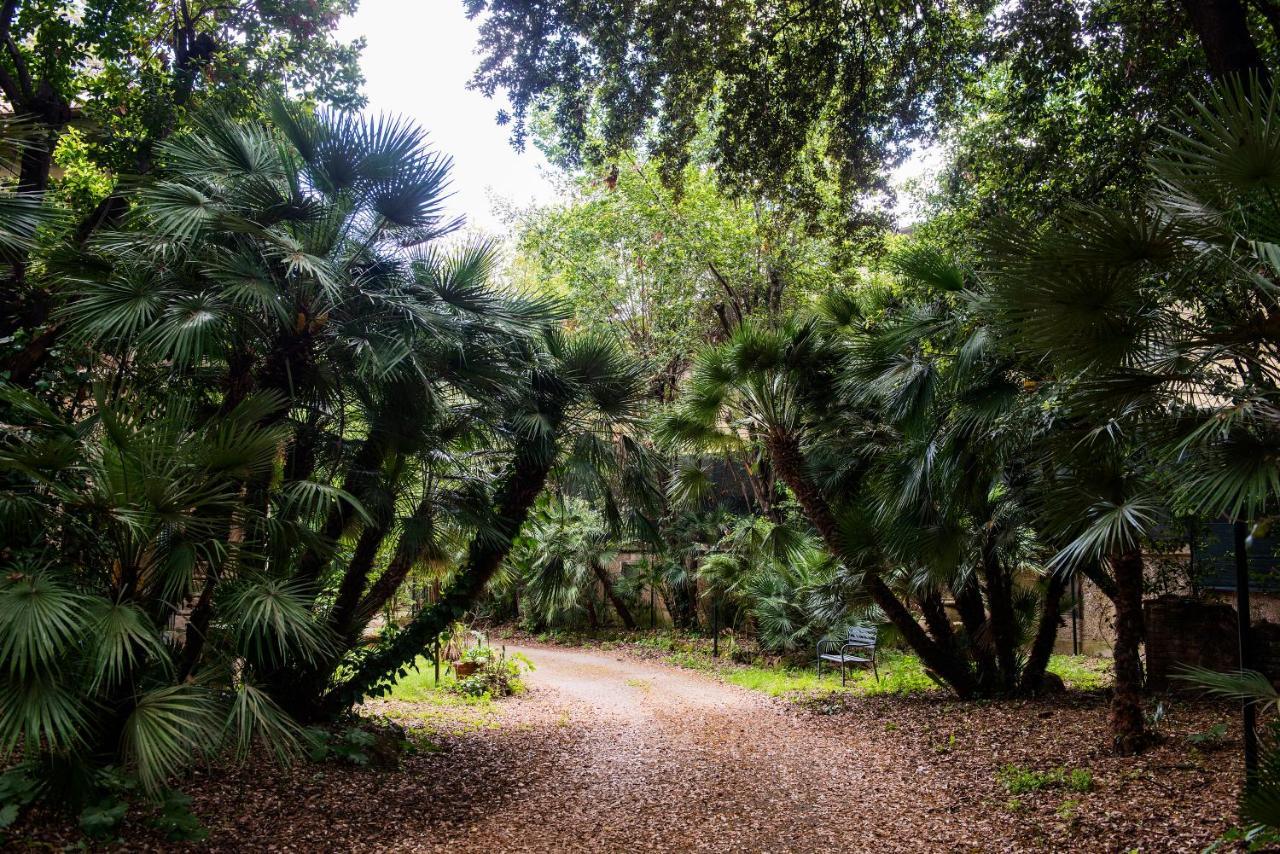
[816,638,842,656]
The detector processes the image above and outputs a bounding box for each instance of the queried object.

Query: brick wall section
[1143,595,1239,691]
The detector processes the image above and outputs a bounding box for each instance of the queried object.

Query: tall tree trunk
[919,588,958,653]
[321,449,556,715]
[981,528,1021,693]
[1110,548,1148,754]
[591,560,636,628]
[950,576,998,692]
[1179,0,1268,80]
[1020,572,1068,693]
[294,428,389,590]
[764,430,978,697]
[345,497,438,640]
[328,522,392,642]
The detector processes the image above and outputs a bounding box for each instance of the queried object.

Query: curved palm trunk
[294,427,390,593]
[335,496,436,645]
[591,560,637,628]
[950,576,998,692]
[764,431,978,697]
[1020,572,1068,693]
[328,521,393,643]
[1109,548,1148,754]
[321,449,556,715]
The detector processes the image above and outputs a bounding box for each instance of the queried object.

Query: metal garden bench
[816,626,879,685]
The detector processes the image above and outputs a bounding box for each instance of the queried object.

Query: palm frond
[121,684,220,793]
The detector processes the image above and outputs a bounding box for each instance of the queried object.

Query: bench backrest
[845,626,877,648]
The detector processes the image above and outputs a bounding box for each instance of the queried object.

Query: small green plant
[1057,798,1081,820]
[1005,797,1023,812]
[336,728,377,765]
[934,733,957,754]
[79,799,128,839]
[998,764,1093,795]
[0,766,40,830]
[1188,722,1228,747]
[306,727,378,766]
[149,790,207,842]
[1065,769,1093,793]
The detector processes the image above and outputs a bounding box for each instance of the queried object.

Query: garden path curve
[406,643,957,853]
[140,641,1231,853]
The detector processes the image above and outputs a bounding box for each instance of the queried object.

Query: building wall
[1050,565,1280,657]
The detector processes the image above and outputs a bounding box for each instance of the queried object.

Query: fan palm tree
[0,387,319,799]
[55,101,585,719]
[985,73,1280,751]
[655,311,990,694]
[506,495,635,630]
[657,243,1082,698]
[328,331,649,709]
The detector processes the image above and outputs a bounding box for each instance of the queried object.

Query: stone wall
[1143,595,1239,691]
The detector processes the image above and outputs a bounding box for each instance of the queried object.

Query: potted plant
[453,645,493,678]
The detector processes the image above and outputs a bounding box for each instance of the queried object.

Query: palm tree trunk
[294,428,389,590]
[339,497,437,643]
[981,529,1020,692]
[919,588,958,653]
[328,522,392,642]
[591,560,636,628]
[1110,548,1148,754]
[322,449,556,714]
[1020,572,1068,693]
[950,576,998,692]
[764,430,978,697]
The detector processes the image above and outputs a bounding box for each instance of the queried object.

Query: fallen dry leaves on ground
[11,642,1244,853]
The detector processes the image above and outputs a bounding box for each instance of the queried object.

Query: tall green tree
[465,0,1277,229]
[512,157,851,400]
[0,0,366,386]
[986,74,1280,752]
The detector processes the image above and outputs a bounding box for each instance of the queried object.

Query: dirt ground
[13,642,1245,852]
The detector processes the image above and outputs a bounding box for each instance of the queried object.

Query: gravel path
[421,644,957,853]
[14,641,1238,852]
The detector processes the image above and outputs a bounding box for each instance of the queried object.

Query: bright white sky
[336,1,557,235]
[337,2,935,233]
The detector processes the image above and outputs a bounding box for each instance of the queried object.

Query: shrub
[450,648,533,698]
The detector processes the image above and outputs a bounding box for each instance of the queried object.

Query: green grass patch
[385,656,492,706]
[1046,655,1111,691]
[373,656,505,736]
[705,651,935,699]
[722,665,835,696]
[998,764,1094,795]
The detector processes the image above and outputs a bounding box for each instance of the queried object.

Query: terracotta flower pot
[454,661,481,677]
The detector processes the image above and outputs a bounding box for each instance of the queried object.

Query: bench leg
[841,659,846,687]
[872,655,879,682]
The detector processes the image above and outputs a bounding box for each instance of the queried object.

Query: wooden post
[712,596,719,658]
[1070,575,1079,656]
[1235,520,1258,786]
